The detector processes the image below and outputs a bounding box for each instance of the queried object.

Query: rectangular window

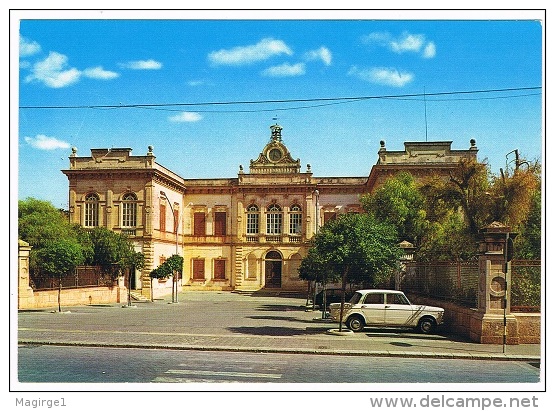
[160,204,166,232]
[266,213,282,235]
[363,293,384,304]
[194,212,206,236]
[122,202,137,227]
[214,259,226,280]
[84,201,99,227]
[84,194,100,227]
[247,212,259,234]
[192,259,205,280]
[214,212,227,236]
[289,213,302,235]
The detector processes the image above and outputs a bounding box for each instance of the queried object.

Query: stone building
[62,124,478,298]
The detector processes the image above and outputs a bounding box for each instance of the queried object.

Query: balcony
[183,235,231,244]
[242,234,303,244]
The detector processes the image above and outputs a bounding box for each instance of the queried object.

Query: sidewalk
[17,291,541,362]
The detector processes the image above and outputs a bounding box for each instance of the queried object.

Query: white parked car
[329,289,444,334]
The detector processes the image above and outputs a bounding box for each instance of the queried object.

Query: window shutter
[194,212,206,236]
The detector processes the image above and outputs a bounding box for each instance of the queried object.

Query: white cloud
[187,80,204,86]
[119,59,163,70]
[423,42,436,58]
[83,66,119,79]
[168,112,203,122]
[304,46,332,66]
[348,66,414,87]
[262,62,306,77]
[24,134,70,150]
[208,38,293,66]
[20,37,41,57]
[24,51,81,88]
[362,32,391,44]
[363,31,436,58]
[390,33,425,53]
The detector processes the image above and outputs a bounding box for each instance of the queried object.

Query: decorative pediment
[249,124,301,174]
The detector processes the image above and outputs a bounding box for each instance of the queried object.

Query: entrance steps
[129,291,150,302]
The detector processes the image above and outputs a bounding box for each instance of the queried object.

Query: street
[16,291,543,390]
[18,344,540,384]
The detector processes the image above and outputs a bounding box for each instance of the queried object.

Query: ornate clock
[268,148,282,162]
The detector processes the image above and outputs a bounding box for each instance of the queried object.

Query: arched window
[246,204,259,234]
[266,204,282,235]
[122,192,137,227]
[289,204,303,235]
[84,193,100,227]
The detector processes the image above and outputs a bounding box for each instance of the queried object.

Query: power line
[19,86,541,111]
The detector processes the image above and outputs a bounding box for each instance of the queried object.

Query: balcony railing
[242,234,303,244]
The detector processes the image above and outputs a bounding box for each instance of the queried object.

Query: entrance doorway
[264,250,282,288]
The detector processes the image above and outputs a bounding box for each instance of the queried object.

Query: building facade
[62,124,478,297]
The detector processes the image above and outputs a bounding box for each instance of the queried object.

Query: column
[470,222,518,344]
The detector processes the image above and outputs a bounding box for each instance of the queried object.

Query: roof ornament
[270,123,283,142]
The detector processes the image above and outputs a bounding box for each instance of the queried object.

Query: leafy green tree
[18,198,74,248]
[121,250,145,306]
[304,213,401,331]
[165,254,184,303]
[149,255,182,302]
[446,158,492,235]
[361,172,427,244]
[149,264,171,279]
[35,239,85,312]
[417,214,477,261]
[19,198,82,280]
[87,228,141,279]
[298,247,336,309]
[515,188,541,260]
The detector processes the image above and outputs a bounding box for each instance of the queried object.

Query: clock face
[268,148,282,161]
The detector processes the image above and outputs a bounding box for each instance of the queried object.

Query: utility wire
[19,86,541,111]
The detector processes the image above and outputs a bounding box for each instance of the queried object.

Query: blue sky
[14,10,544,209]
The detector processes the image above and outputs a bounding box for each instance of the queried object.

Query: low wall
[18,286,128,310]
[407,294,540,344]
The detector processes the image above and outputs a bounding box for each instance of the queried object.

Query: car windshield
[348,292,363,304]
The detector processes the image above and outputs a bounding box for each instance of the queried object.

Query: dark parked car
[315,288,354,309]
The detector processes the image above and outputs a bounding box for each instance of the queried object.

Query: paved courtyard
[17,291,541,360]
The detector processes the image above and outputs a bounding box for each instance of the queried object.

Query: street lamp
[312,190,325,316]
[160,191,179,303]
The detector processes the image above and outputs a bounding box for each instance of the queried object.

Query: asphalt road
[18,344,541,384]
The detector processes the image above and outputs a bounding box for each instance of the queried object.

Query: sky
[13,9,544,209]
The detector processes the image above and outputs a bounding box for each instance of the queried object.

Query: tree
[165,254,184,303]
[149,255,182,302]
[87,228,138,278]
[298,246,336,310]
[35,239,85,312]
[121,250,145,306]
[516,188,541,260]
[446,158,492,235]
[304,213,401,331]
[18,198,74,248]
[361,172,427,244]
[19,198,82,280]
[417,213,477,261]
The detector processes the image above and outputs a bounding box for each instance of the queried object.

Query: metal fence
[30,266,117,291]
[511,260,542,311]
[401,259,541,311]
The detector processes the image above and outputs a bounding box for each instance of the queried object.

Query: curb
[17,340,541,362]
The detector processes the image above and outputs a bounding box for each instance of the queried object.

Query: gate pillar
[470,222,519,344]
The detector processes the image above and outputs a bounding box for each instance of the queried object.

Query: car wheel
[347,315,365,332]
[417,317,436,334]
